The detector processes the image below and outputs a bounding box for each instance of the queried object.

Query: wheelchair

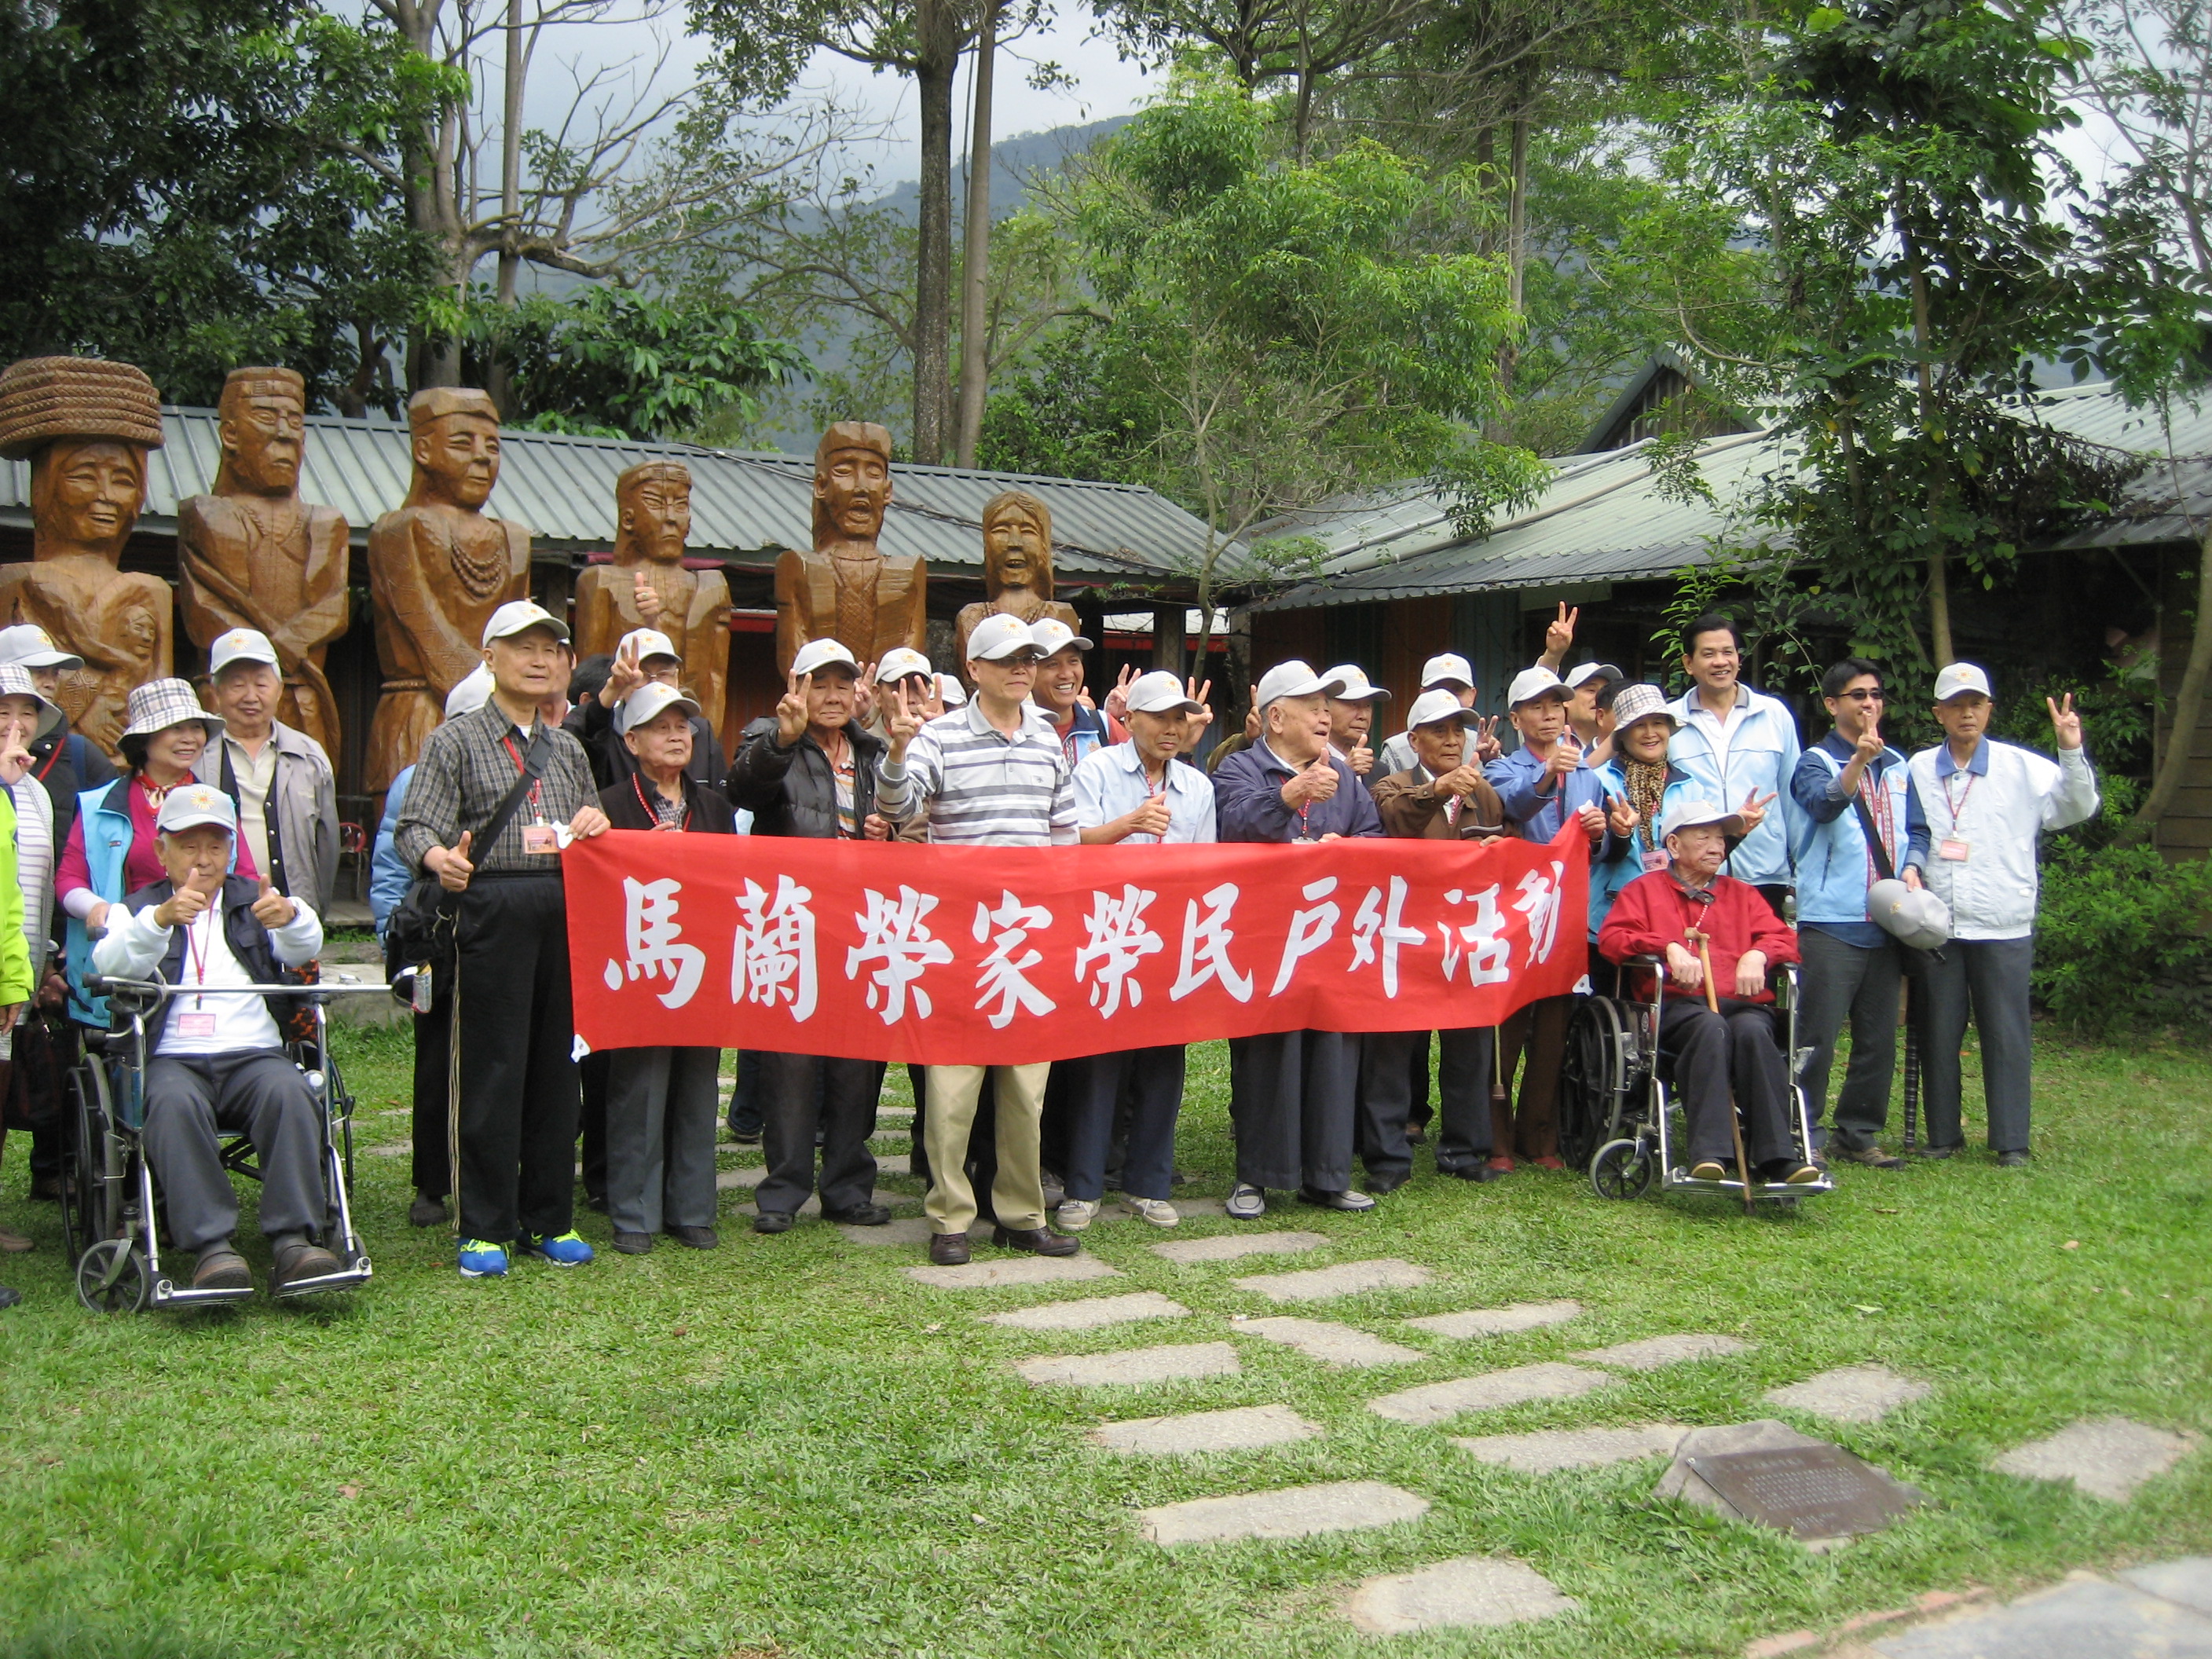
[59,975,379,1313]
[1556,957,1834,1209]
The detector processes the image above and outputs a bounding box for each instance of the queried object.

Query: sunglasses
[1836,689,1887,701]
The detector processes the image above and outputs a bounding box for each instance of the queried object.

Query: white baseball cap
[967,613,1043,662]
[1029,617,1093,657]
[1507,666,1569,708]
[156,783,239,837]
[208,627,280,676]
[1419,652,1474,690]
[1322,664,1390,702]
[1660,797,1745,840]
[620,627,679,665]
[790,637,859,677]
[877,646,934,684]
[1933,662,1993,702]
[444,664,495,719]
[936,672,968,708]
[1254,660,1347,709]
[1125,670,1203,716]
[620,680,702,734]
[0,624,82,672]
[1564,661,1624,691]
[482,599,569,646]
[1405,688,1481,730]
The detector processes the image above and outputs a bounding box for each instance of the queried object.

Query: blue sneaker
[517,1230,594,1267]
[458,1239,509,1278]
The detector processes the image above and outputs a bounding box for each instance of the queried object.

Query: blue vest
[65,778,242,1027]
[1793,745,1910,925]
[1588,760,1698,940]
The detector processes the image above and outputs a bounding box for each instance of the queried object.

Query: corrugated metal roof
[1252,383,2212,610]
[0,406,1235,588]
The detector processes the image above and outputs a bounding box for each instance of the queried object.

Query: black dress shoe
[27,1175,60,1203]
[1365,1173,1408,1196]
[824,1203,893,1226]
[1996,1149,2031,1167]
[611,1231,654,1254]
[992,1225,1078,1257]
[192,1245,251,1291]
[584,1192,610,1214]
[668,1225,720,1248]
[751,1211,796,1235]
[928,1231,972,1265]
[1444,1163,1502,1183]
[408,1191,449,1228]
[0,1284,20,1309]
[1917,1144,1959,1159]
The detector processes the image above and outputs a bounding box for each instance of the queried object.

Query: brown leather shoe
[928,1231,972,1265]
[992,1225,1078,1258]
[269,1235,341,1288]
[192,1244,252,1291]
[0,1225,33,1254]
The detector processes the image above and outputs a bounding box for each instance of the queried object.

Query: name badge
[1643,850,1670,873]
[522,823,560,855]
[1938,838,1971,862]
[177,1013,217,1038]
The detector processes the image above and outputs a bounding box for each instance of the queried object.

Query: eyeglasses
[1837,689,1886,701]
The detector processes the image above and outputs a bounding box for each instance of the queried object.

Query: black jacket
[599,772,740,836]
[31,716,115,851]
[118,874,298,1042]
[727,718,882,840]
[568,697,730,793]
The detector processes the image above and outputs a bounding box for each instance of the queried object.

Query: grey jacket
[194,721,341,919]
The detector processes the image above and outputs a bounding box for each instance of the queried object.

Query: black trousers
[1063,1046,1183,1203]
[1229,1029,1355,1193]
[411,973,452,1200]
[452,874,578,1243]
[1658,997,1794,1166]
[1362,1027,1493,1181]
[577,1050,610,1203]
[755,1051,885,1216]
[1797,928,1904,1148]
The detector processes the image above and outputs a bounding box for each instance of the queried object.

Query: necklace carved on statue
[443,518,511,601]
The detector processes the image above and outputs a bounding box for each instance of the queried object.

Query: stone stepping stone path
[982,1291,1190,1332]
[1153,1230,1326,1265]
[1869,1568,2212,1657]
[1451,1423,1689,1474]
[367,1143,409,1158]
[1766,1364,1932,1423]
[905,1254,1121,1290]
[836,1216,986,1246]
[713,1166,765,1190]
[1232,1317,1423,1368]
[1990,1416,2199,1503]
[1342,1555,1578,1635]
[733,1196,921,1221]
[1369,1363,1616,1426]
[1072,1196,1232,1225]
[1090,1404,1318,1456]
[1573,1332,1752,1370]
[1234,1258,1431,1303]
[1017,1341,1240,1388]
[1404,1300,1581,1339]
[1139,1480,1430,1546]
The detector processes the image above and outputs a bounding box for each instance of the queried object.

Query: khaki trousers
[924,1062,1050,1234]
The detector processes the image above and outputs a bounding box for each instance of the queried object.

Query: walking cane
[1900,977,1920,1154]
[1690,928,1756,1214]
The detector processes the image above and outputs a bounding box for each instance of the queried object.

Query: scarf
[1621,756,1669,851]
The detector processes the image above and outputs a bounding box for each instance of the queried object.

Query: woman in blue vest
[57,679,253,1028]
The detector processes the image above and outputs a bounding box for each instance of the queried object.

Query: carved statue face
[621,476,691,563]
[983,507,1046,592]
[412,414,501,509]
[35,440,144,558]
[815,446,891,541]
[119,606,158,663]
[221,394,306,494]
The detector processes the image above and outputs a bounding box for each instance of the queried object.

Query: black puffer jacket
[727,718,883,839]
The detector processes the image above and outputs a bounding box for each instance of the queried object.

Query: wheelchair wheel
[1590,1137,1655,1201]
[59,1056,114,1266]
[75,1237,150,1315]
[1558,997,1629,1169]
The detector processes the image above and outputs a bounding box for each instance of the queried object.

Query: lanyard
[500,732,544,813]
[632,775,688,833]
[1942,767,1979,826]
[184,908,212,1010]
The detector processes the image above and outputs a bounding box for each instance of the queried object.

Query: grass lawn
[0,1021,2207,1658]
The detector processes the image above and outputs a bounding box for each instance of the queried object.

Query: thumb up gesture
[250,875,298,930]
[632,569,664,623]
[432,830,474,893]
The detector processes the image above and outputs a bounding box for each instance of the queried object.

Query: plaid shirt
[394,700,596,875]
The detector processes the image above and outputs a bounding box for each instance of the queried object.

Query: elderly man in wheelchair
[88,785,340,1294]
[1597,798,1822,1189]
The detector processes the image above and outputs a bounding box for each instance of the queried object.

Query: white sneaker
[1055,1199,1097,1231]
[1225,1183,1266,1220]
[1123,1197,1179,1228]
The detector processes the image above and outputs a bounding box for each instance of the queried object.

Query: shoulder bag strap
[1848,788,1896,884]
[471,725,556,856]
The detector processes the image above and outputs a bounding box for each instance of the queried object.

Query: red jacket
[1598,866,1800,1004]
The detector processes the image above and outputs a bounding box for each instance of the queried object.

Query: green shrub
[2031,840,2212,1037]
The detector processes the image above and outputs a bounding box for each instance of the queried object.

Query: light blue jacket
[370,767,414,945]
[1665,683,1802,888]
[1791,736,1910,933]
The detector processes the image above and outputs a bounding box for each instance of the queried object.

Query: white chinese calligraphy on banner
[602,876,706,1009]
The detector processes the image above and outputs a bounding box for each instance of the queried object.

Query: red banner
[562,823,1589,1065]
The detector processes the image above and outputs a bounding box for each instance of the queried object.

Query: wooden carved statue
[774,420,927,676]
[0,356,173,760]
[364,387,529,790]
[178,366,350,760]
[574,460,730,718]
[954,489,1078,663]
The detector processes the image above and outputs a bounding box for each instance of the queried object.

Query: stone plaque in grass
[1090,1404,1318,1456]
[1660,1420,1922,1551]
[1684,1445,1925,1541]
[1139,1480,1430,1545]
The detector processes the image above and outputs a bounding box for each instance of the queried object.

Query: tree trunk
[2137,522,2212,837]
[1906,234,1953,663]
[954,2,999,468]
[487,0,527,414]
[1498,112,1529,390]
[393,0,462,390]
[910,0,960,464]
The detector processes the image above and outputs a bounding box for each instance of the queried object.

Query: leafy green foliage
[2032,840,2212,1035]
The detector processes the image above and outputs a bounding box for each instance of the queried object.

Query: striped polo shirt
[875,701,1079,846]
